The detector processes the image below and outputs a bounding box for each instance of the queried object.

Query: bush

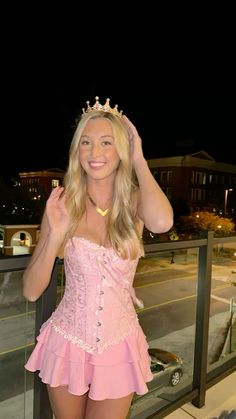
[179,211,235,236]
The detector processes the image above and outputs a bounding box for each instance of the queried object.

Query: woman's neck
[87,180,114,207]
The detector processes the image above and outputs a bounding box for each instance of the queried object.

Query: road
[134,262,236,340]
[0,259,236,401]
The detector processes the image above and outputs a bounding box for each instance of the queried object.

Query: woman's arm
[134,159,173,233]
[22,187,69,302]
[123,115,173,233]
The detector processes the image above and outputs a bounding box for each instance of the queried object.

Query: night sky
[1,7,235,178]
[3,89,235,177]
[2,60,235,176]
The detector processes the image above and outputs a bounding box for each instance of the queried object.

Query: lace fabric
[48,237,142,354]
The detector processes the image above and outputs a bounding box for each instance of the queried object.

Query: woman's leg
[85,393,134,419]
[47,385,88,419]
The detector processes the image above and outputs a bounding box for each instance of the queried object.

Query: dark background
[2,82,235,176]
[1,27,235,176]
[1,1,235,178]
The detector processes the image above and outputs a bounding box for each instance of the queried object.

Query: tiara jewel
[82,96,123,118]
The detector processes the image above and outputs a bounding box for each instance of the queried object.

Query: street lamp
[224,188,233,217]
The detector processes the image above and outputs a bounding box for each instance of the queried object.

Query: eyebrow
[80,135,114,139]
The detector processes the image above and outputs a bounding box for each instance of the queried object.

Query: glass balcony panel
[0,269,34,418]
[130,248,198,417]
[1,234,235,418]
[207,241,236,376]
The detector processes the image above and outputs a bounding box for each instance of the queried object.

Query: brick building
[148,151,236,215]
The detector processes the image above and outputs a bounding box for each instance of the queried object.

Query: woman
[23,97,173,419]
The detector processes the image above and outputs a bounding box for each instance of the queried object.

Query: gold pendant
[88,194,110,217]
[96,207,110,217]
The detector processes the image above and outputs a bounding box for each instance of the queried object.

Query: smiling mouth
[89,162,106,169]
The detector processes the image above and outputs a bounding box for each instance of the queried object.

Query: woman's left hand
[122,115,145,166]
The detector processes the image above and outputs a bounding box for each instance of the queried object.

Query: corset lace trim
[50,318,139,354]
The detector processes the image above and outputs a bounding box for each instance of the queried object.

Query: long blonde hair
[63,111,143,259]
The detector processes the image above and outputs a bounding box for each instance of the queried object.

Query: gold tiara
[82,96,123,118]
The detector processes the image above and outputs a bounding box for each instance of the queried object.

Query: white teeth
[90,162,105,168]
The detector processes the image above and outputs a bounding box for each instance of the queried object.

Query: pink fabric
[25,322,153,400]
[25,236,153,399]
[48,237,142,354]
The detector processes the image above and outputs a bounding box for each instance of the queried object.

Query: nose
[90,142,102,158]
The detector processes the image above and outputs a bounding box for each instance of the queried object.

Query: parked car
[133,347,183,402]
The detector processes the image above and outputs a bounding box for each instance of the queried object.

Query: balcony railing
[0,231,236,419]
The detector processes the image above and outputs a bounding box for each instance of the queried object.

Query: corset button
[96,337,100,342]
[99,306,103,310]
[97,321,101,326]
[100,290,104,295]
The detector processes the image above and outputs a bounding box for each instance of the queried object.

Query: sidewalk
[154,310,235,418]
[129,311,236,419]
[0,390,33,419]
[165,371,236,419]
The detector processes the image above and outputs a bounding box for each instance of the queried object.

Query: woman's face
[79,118,120,181]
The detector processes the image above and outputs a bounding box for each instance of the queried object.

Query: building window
[220,175,225,185]
[160,171,173,184]
[192,171,205,184]
[191,188,203,201]
[166,187,172,199]
[153,171,159,181]
[167,171,173,183]
[52,179,59,188]
[160,171,167,183]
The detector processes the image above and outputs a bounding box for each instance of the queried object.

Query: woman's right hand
[45,186,70,242]
[22,185,70,301]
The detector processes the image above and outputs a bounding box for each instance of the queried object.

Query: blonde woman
[23,97,173,419]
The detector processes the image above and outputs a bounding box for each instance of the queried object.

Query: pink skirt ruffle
[25,323,153,400]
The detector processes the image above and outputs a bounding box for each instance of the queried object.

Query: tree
[179,211,235,237]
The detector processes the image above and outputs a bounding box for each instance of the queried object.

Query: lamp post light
[224,188,233,217]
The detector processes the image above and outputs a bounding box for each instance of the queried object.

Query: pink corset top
[48,237,143,354]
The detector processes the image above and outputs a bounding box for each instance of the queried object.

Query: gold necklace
[88,194,110,217]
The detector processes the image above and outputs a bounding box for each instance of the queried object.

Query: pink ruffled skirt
[25,323,153,400]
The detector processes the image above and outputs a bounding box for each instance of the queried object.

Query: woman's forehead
[83,117,113,134]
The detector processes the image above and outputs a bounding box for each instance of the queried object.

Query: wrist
[133,156,147,169]
[47,231,65,246]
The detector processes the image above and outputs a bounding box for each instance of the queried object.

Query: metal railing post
[192,230,214,407]
[33,258,59,419]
